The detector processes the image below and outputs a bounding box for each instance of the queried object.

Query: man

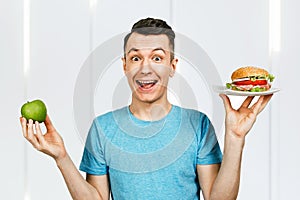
[20,17,273,200]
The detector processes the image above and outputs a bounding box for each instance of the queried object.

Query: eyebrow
[127,47,166,54]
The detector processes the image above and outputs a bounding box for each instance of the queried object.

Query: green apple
[21,99,47,122]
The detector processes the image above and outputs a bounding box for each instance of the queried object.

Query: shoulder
[95,106,127,121]
[92,106,127,129]
[175,105,209,122]
[175,105,213,135]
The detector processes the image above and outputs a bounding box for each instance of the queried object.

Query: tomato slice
[233,79,267,86]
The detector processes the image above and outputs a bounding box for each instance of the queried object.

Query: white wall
[276,0,300,198]
[25,1,90,199]
[1,0,299,199]
[0,0,25,199]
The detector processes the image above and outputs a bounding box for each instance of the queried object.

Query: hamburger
[226,66,275,92]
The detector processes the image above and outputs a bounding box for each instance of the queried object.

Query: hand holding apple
[20,101,67,161]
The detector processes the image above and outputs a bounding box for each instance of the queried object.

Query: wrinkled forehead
[125,32,171,53]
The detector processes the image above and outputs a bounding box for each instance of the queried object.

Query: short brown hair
[123,17,175,60]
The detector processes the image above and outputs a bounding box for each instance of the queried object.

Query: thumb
[219,94,233,112]
[44,115,56,132]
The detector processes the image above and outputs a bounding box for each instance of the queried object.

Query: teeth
[136,80,158,85]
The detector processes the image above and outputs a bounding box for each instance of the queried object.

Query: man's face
[122,32,178,104]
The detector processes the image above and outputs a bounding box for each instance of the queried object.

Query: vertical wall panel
[27,0,90,199]
[92,0,172,48]
[277,1,300,199]
[0,0,25,199]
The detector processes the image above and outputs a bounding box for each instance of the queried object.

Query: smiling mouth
[136,80,158,90]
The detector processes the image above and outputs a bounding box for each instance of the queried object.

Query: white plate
[213,85,280,96]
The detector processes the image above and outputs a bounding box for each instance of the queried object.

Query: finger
[240,96,255,108]
[26,119,39,148]
[219,94,233,112]
[35,121,46,147]
[20,117,28,138]
[257,94,273,114]
[251,95,269,115]
[27,119,34,141]
[44,115,55,132]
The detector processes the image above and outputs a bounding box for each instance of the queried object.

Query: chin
[133,92,164,104]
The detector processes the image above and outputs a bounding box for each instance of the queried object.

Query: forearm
[210,132,245,200]
[55,154,102,200]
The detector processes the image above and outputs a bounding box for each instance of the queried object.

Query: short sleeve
[196,114,223,165]
[79,119,108,175]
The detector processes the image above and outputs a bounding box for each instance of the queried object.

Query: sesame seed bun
[231,66,269,81]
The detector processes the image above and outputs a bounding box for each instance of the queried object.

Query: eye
[152,56,162,62]
[131,56,140,62]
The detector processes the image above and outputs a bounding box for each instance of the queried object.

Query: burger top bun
[231,66,269,81]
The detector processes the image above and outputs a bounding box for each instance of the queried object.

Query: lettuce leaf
[268,74,275,82]
[250,87,267,92]
[226,83,231,89]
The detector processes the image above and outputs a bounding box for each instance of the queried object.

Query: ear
[122,57,126,73]
[170,58,178,77]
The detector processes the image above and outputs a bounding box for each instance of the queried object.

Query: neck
[129,99,172,121]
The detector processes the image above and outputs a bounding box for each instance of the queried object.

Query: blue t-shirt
[80,105,222,200]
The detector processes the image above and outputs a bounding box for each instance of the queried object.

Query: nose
[140,59,152,75]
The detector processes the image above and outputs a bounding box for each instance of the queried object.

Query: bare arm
[20,116,110,200]
[198,134,244,200]
[56,154,110,200]
[198,94,273,200]
[197,164,220,198]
